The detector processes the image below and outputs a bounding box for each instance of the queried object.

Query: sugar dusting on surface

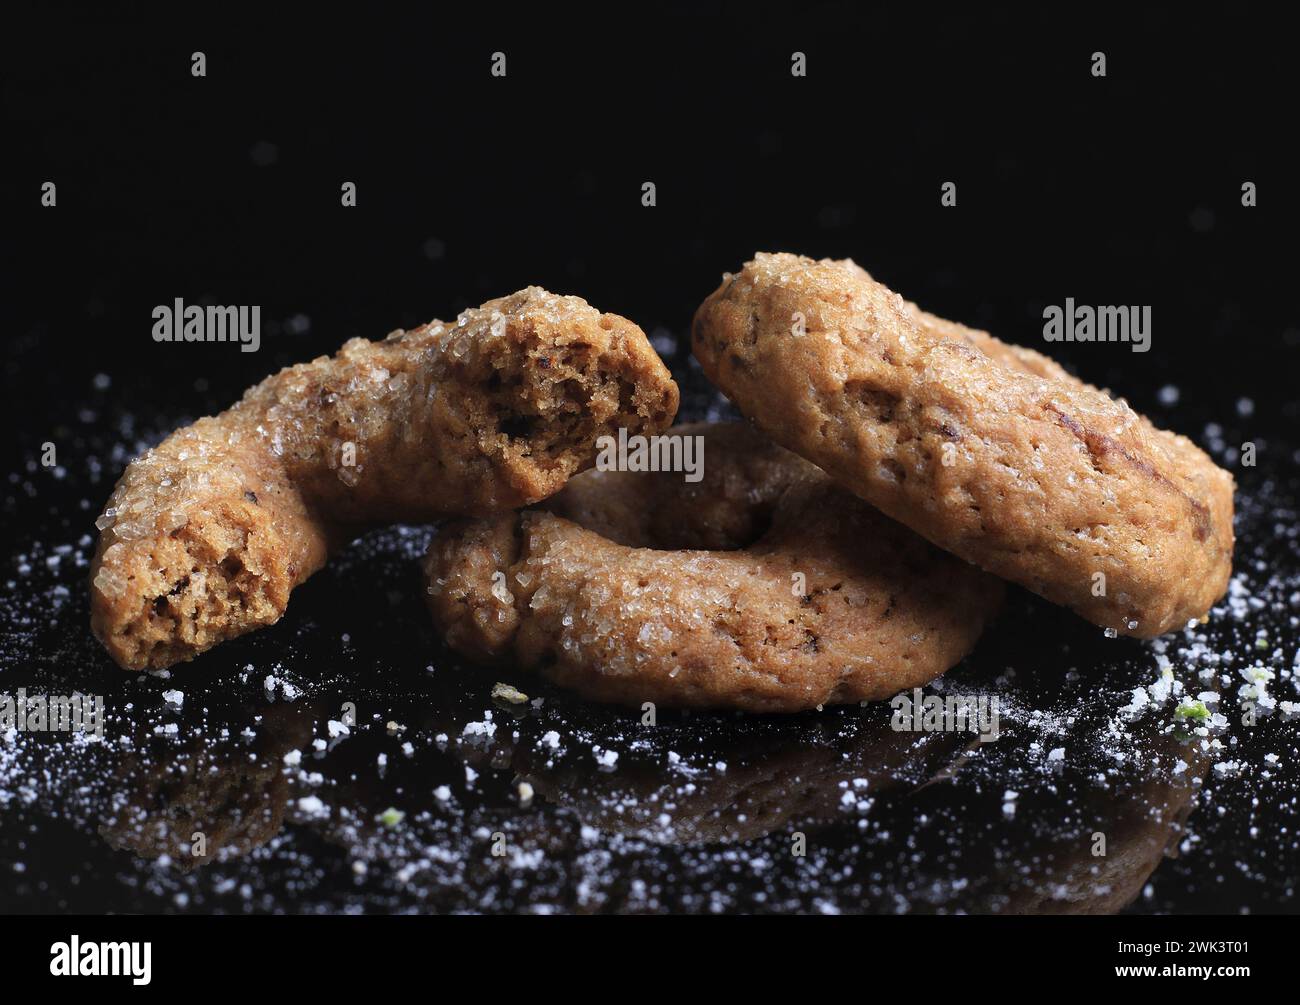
[1,372,1298,913]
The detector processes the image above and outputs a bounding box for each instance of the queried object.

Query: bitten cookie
[91,287,679,671]
[691,252,1235,638]
[424,422,1003,712]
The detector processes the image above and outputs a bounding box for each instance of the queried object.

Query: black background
[4,3,1296,434]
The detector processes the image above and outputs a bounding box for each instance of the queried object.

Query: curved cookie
[424,422,1003,712]
[692,253,1234,638]
[92,287,679,670]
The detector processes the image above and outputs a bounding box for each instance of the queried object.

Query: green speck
[378,807,405,828]
[1174,700,1209,722]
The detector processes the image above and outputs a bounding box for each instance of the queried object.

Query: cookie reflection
[90,686,1209,914]
[96,702,315,870]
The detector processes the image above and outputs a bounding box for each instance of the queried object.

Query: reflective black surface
[3,353,1298,914]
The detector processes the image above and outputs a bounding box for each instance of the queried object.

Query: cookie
[424,422,1003,712]
[91,287,679,670]
[692,253,1234,638]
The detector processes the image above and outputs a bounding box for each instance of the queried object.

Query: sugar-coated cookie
[692,253,1234,638]
[425,422,1002,712]
[91,287,678,670]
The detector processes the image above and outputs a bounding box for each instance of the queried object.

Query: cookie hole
[880,459,906,483]
[499,413,536,440]
[844,380,900,423]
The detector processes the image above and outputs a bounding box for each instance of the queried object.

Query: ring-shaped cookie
[425,422,1002,712]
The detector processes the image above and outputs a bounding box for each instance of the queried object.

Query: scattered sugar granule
[1149,664,1176,705]
[1241,666,1276,686]
[297,796,328,819]
[594,748,619,768]
[462,715,497,739]
[1121,686,1151,718]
